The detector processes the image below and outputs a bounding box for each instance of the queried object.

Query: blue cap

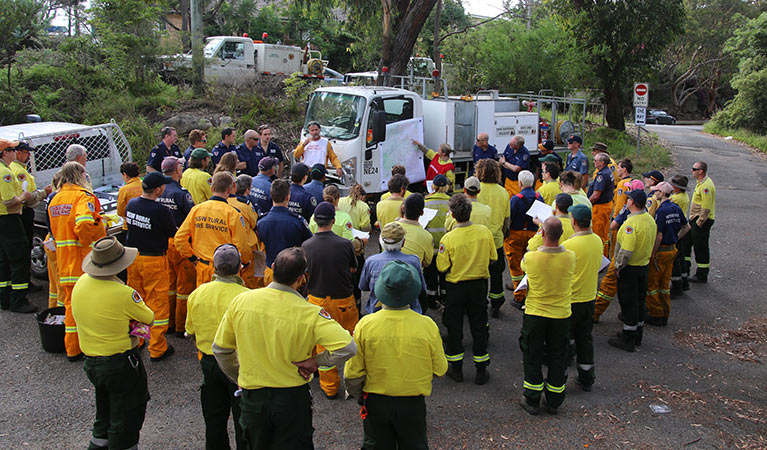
[313,201,335,220]
[142,172,173,190]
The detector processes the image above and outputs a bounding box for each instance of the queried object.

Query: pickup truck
[0,121,132,279]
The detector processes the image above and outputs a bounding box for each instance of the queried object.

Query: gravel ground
[1,125,765,449]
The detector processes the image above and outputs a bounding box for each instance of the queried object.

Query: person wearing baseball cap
[125,171,177,361]
[588,153,615,256]
[0,139,37,313]
[565,135,589,187]
[359,222,425,315]
[608,186,657,353]
[182,148,213,204]
[185,244,249,449]
[668,174,691,294]
[289,163,317,222]
[445,176,491,232]
[562,204,603,392]
[304,163,327,206]
[345,260,447,448]
[641,170,664,217]
[645,182,690,327]
[301,201,359,399]
[71,236,154,450]
[251,156,278,217]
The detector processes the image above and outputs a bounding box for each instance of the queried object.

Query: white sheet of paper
[21,180,28,192]
[526,200,553,222]
[600,256,611,272]
[418,208,439,228]
[252,251,266,278]
[426,180,434,194]
[352,228,370,240]
[514,274,528,293]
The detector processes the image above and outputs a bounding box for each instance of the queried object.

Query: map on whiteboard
[379,118,426,191]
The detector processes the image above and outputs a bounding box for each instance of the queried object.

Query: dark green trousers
[519,314,569,408]
[0,214,30,310]
[83,347,149,450]
[200,354,244,450]
[690,219,713,279]
[442,279,489,366]
[239,384,313,450]
[672,232,692,280]
[570,301,595,386]
[361,393,428,450]
[488,247,506,308]
[617,265,648,328]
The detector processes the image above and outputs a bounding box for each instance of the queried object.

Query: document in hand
[526,200,553,222]
[514,275,528,293]
[352,228,370,240]
[418,208,439,228]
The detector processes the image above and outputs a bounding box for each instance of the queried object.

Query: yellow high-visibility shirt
[381,190,413,201]
[527,215,574,252]
[0,160,22,215]
[613,176,632,217]
[521,246,575,319]
[10,160,37,191]
[181,168,213,205]
[424,192,451,249]
[338,196,371,231]
[186,276,249,355]
[562,231,604,303]
[690,176,715,220]
[536,179,561,206]
[436,223,496,283]
[477,182,510,249]
[670,192,690,219]
[344,308,447,397]
[444,199,491,232]
[375,197,403,229]
[616,211,657,266]
[214,284,352,389]
[309,209,354,240]
[71,274,154,356]
[646,194,660,218]
[398,219,434,267]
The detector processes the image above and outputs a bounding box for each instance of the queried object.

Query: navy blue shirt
[288,183,317,222]
[147,142,182,172]
[211,141,237,166]
[502,144,530,181]
[250,173,272,216]
[566,150,589,175]
[587,166,615,204]
[158,180,195,227]
[255,141,285,163]
[125,197,177,253]
[183,145,194,169]
[472,144,498,163]
[257,206,313,267]
[510,187,542,231]
[236,143,260,177]
[614,205,631,227]
[655,199,688,245]
[303,180,325,205]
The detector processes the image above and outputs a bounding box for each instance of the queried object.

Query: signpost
[633,83,649,156]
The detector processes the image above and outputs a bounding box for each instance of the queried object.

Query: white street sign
[635,107,646,126]
[633,83,649,107]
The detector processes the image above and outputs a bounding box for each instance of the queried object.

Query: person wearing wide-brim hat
[669,174,692,295]
[345,260,447,449]
[71,236,154,450]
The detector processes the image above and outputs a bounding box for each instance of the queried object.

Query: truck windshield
[304,92,366,140]
[203,38,223,58]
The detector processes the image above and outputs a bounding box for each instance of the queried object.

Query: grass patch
[703,121,767,153]
[580,127,673,175]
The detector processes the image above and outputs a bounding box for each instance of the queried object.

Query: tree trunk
[7,62,11,90]
[603,80,625,131]
[378,0,392,86]
[706,69,720,118]
[385,0,438,86]
[181,0,190,52]
[432,0,442,74]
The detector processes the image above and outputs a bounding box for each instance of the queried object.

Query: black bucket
[36,306,66,354]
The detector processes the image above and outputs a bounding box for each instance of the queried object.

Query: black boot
[446,361,463,383]
[682,278,691,291]
[475,364,490,385]
[670,281,683,299]
[608,330,635,352]
[635,326,644,346]
[645,316,668,326]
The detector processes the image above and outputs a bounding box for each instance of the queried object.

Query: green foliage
[703,121,767,153]
[441,18,587,95]
[416,0,471,58]
[713,12,767,133]
[584,127,673,174]
[0,0,47,89]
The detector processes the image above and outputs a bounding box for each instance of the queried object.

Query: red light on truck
[381,66,389,73]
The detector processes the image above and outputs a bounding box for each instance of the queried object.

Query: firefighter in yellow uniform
[175,172,253,287]
[536,161,562,206]
[185,244,249,449]
[212,247,356,448]
[375,174,408,229]
[527,193,575,252]
[117,162,143,231]
[444,176,491,232]
[71,236,154,450]
[610,159,634,257]
[689,161,715,283]
[437,194,497,385]
[423,175,452,304]
[642,170,664,217]
[181,148,213,205]
[48,162,107,359]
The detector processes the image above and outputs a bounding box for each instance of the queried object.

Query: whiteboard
[379,117,426,191]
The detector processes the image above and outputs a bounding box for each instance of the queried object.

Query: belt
[366,392,423,400]
[658,245,675,252]
[86,346,140,360]
[198,259,209,265]
[139,250,166,257]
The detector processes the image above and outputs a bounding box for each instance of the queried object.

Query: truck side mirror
[371,110,386,142]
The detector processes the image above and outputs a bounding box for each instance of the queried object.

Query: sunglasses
[691,167,702,171]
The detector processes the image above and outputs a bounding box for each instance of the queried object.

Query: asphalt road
[1,124,765,449]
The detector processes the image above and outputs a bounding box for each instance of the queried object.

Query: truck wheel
[30,230,48,280]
